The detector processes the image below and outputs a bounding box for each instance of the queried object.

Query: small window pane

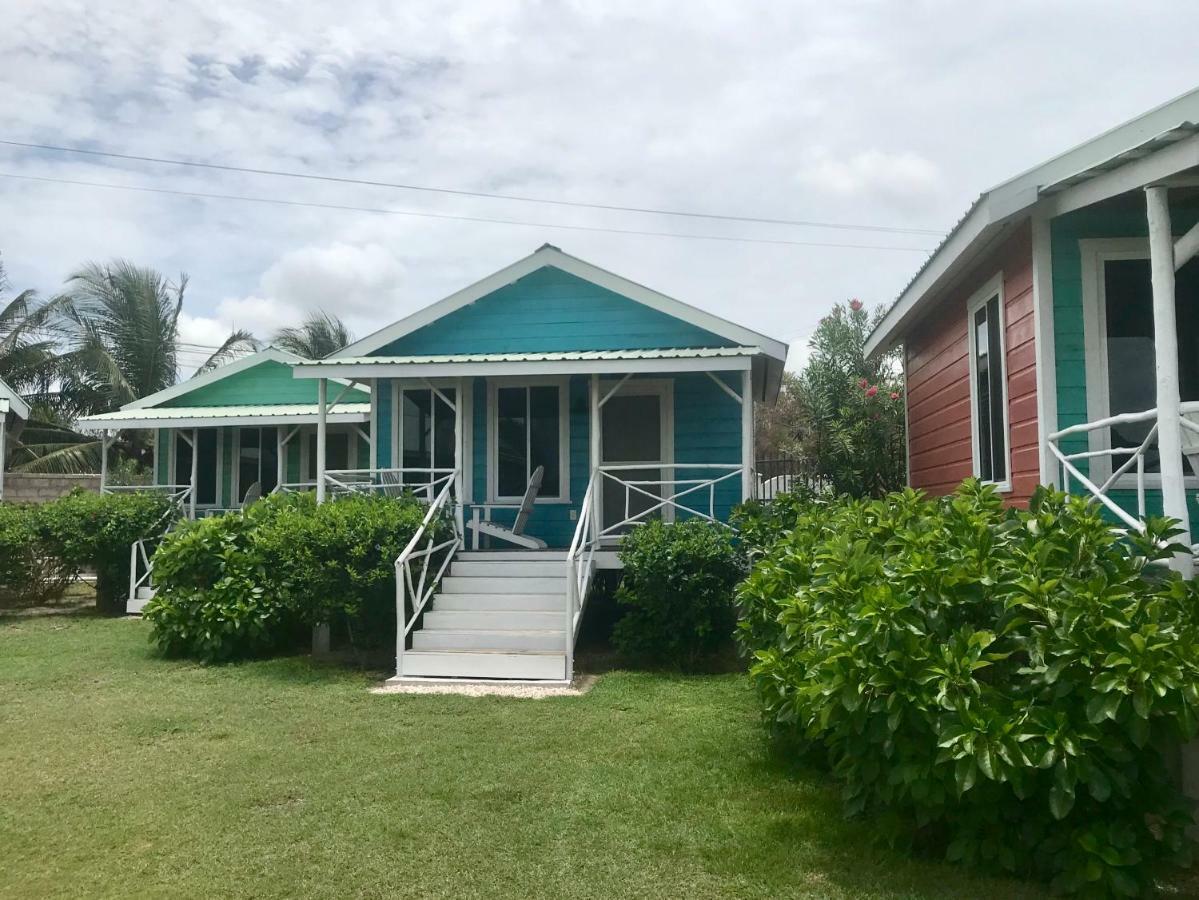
[260,429,278,495]
[529,386,560,496]
[402,389,432,472]
[328,433,349,471]
[174,434,192,491]
[196,430,217,505]
[497,387,527,497]
[238,427,261,501]
[974,305,993,481]
[986,297,1006,482]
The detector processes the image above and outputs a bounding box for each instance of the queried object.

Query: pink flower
[890,391,900,400]
[858,378,869,389]
[849,298,863,312]
[866,385,879,398]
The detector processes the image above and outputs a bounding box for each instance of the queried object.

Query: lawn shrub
[145,491,449,661]
[38,489,177,614]
[0,503,75,608]
[738,479,1199,896]
[613,519,746,670]
[730,486,816,558]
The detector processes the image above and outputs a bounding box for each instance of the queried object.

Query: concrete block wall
[2,473,101,503]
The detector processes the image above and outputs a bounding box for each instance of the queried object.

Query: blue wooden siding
[376,371,744,547]
[377,267,735,356]
[1050,205,1199,535]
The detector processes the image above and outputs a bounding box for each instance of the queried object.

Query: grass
[0,613,1052,900]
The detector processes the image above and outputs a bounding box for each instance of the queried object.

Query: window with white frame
[1081,239,1199,479]
[967,276,1009,487]
[235,426,279,500]
[395,385,457,486]
[489,380,568,501]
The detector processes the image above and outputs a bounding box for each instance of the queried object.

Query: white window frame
[232,425,288,504]
[486,375,571,504]
[390,379,465,484]
[1080,237,1199,489]
[169,427,222,509]
[298,424,359,485]
[966,272,1012,492]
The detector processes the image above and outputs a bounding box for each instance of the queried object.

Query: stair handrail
[394,468,462,677]
[565,468,602,681]
[127,484,193,607]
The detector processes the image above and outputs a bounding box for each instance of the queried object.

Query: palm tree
[11,260,257,474]
[0,256,61,396]
[272,311,353,359]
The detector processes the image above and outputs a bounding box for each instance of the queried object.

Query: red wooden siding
[904,223,1039,505]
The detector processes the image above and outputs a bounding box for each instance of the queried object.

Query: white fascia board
[293,354,754,381]
[77,411,370,432]
[0,385,30,420]
[335,245,789,364]
[123,347,306,410]
[1042,130,1199,218]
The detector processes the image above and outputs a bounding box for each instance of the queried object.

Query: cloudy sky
[1,2,1197,374]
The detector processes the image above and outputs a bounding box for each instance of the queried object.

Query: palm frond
[195,328,259,375]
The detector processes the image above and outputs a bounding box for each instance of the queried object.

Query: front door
[600,380,672,534]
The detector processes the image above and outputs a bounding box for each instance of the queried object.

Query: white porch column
[741,369,754,500]
[189,428,198,520]
[0,413,6,502]
[590,374,600,475]
[99,429,109,492]
[369,378,379,471]
[316,377,328,504]
[1146,185,1193,576]
[454,376,465,536]
[276,425,285,491]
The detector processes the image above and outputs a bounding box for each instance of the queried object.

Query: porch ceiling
[77,402,371,431]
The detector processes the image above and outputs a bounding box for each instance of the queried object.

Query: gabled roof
[122,346,305,410]
[0,376,30,421]
[866,85,1199,357]
[336,244,790,364]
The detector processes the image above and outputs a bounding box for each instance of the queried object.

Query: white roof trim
[78,404,370,431]
[335,244,789,364]
[0,377,30,420]
[293,354,754,381]
[866,85,1199,357]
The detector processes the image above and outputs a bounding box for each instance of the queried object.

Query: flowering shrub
[738,481,1199,896]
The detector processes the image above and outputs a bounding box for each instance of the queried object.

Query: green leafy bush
[145,492,449,661]
[738,480,1199,896]
[730,487,816,558]
[0,504,75,608]
[38,489,177,614]
[143,507,299,662]
[612,519,746,670]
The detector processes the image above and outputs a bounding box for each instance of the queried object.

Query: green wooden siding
[161,359,368,408]
[1051,204,1199,534]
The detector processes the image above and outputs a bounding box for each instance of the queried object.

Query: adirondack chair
[466,465,547,550]
[240,481,262,509]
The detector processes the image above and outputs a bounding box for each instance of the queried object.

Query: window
[968,277,1009,487]
[237,427,279,501]
[1087,245,1199,477]
[397,386,456,485]
[305,429,350,482]
[173,430,218,505]
[490,381,567,500]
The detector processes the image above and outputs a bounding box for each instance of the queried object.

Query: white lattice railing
[1047,401,1199,542]
[324,468,457,502]
[564,463,743,679]
[394,469,462,675]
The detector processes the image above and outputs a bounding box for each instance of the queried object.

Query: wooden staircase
[397,550,569,681]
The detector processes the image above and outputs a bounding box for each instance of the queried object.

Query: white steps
[127,586,155,615]
[400,551,570,681]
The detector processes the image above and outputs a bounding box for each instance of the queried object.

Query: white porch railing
[126,485,193,607]
[1046,401,1199,541]
[564,463,743,679]
[394,469,463,676]
[324,467,458,502]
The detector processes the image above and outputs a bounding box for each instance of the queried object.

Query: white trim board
[293,354,753,382]
[335,244,789,364]
[0,377,30,420]
[82,410,369,431]
[966,272,1013,493]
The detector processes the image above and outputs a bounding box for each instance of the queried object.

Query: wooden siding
[377,267,735,356]
[905,223,1039,505]
[163,359,368,408]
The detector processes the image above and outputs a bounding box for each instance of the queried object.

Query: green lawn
[0,613,1049,900]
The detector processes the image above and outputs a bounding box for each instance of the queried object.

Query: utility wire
[0,171,935,253]
[0,138,946,237]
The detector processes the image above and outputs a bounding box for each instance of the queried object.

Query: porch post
[316,378,327,504]
[189,427,198,520]
[369,378,378,471]
[99,429,109,492]
[741,368,754,501]
[1146,185,1193,576]
[590,374,600,474]
[276,425,284,491]
[0,413,6,502]
[454,376,465,536]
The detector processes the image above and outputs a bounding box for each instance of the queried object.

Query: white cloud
[796,148,942,208]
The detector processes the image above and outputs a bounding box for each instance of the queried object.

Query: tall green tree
[271,311,353,359]
[0,256,61,398]
[794,299,906,497]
